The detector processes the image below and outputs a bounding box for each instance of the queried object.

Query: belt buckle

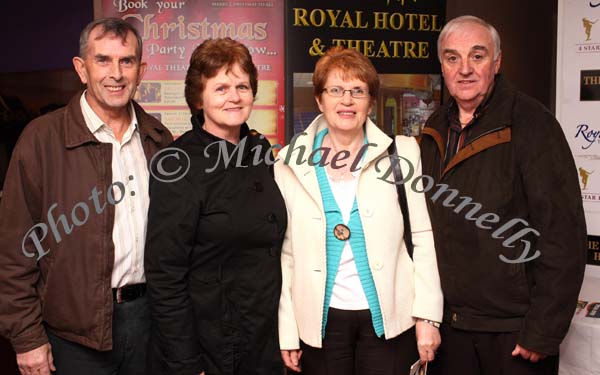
[116,288,123,304]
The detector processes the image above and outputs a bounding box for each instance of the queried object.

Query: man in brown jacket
[0,18,172,375]
[420,15,586,375]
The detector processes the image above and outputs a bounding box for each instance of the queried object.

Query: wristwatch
[419,318,441,328]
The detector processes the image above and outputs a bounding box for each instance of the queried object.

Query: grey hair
[437,15,501,62]
[79,18,143,60]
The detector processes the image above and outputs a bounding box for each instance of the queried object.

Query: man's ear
[72,57,88,85]
[494,51,502,74]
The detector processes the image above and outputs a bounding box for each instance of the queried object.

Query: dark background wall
[0,1,93,73]
[0,0,558,373]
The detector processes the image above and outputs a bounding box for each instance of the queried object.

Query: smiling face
[440,21,501,113]
[73,27,145,120]
[200,63,254,139]
[316,69,373,133]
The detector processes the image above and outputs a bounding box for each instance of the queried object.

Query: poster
[556,0,600,273]
[96,0,285,145]
[285,0,445,139]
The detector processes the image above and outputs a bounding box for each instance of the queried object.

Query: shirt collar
[80,91,138,136]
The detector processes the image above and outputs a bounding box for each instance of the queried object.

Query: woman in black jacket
[144,38,287,375]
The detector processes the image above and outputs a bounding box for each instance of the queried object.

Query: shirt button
[452,313,458,322]
[372,260,383,270]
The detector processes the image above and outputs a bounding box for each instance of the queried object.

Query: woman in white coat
[275,46,443,374]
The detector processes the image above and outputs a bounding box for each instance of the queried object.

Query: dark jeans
[299,308,419,375]
[427,324,559,375]
[47,294,150,375]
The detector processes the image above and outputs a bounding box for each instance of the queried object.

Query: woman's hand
[415,320,441,363]
[281,349,302,372]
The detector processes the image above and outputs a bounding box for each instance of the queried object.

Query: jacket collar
[423,75,516,152]
[426,75,515,140]
[64,91,167,149]
[422,75,515,178]
[191,111,251,144]
[190,111,253,162]
[278,114,393,202]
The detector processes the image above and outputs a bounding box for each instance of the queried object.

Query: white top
[327,169,369,310]
[80,92,149,288]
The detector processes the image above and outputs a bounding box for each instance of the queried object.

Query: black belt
[112,283,146,304]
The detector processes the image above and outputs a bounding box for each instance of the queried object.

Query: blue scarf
[313,128,384,338]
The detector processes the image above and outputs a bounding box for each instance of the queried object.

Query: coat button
[254,181,264,192]
[452,313,458,322]
[267,213,276,222]
[268,247,278,257]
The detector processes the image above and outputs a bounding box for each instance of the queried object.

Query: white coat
[275,114,443,349]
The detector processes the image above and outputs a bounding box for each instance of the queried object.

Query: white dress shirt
[80,92,149,288]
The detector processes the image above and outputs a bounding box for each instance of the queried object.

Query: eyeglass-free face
[316,69,373,134]
[73,28,146,122]
[440,21,501,113]
[200,63,254,140]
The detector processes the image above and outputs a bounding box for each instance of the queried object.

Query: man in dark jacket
[420,15,586,375]
[0,18,172,375]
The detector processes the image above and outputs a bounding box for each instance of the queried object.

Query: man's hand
[281,349,302,372]
[512,344,547,363]
[16,343,56,375]
[415,320,441,363]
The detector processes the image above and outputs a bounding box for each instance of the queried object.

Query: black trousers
[299,308,419,375]
[427,324,559,375]
[47,294,150,375]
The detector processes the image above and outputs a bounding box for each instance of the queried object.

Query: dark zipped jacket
[144,115,287,375]
[419,76,586,355]
[0,92,172,353]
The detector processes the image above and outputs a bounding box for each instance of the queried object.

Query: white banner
[556,0,600,272]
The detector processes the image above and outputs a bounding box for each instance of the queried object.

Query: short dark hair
[79,18,143,60]
[184,38,258,114]
[312,46,379,104]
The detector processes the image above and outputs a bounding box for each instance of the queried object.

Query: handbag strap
[387,137,414,260]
